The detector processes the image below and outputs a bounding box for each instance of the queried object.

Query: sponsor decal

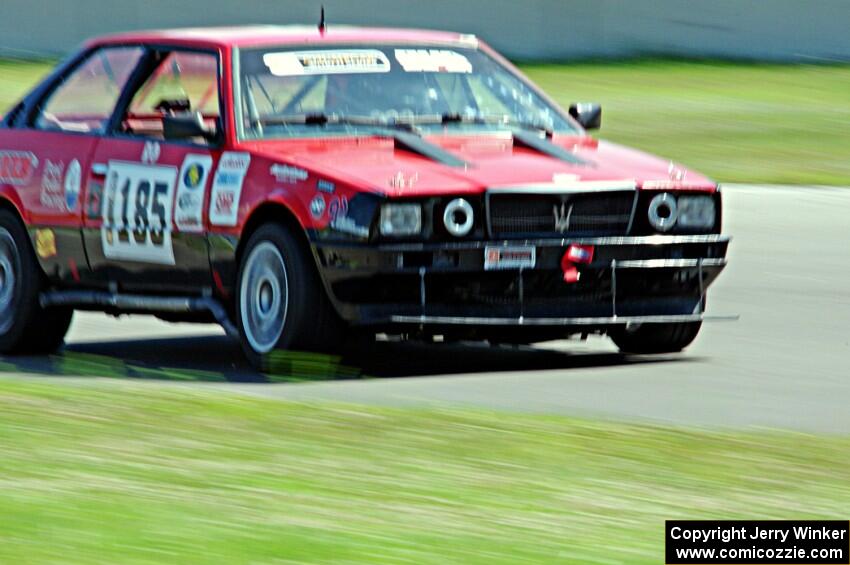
[499,179,636,192]
[35,228,56,259]
[552,173,580,184]
[209,152,251,226]
[484,245,536,271]
[0,151,38,186]
[643,180,685,190]
[101,161,177,265]
[263,49,391,77]
[668,161,687,181]
[388,171,419,189]
[184,163,204,189]
[40,158,80,212]
[270,164,308,184]
[317,179,335,193]
[328,196,369,238]
[394,49,473,73]
[141,141,161,164]
[64,159,81,211]
[86,181,103,220]
[174,154,212,233]
[310,194,326,219]
[40,159,65,210]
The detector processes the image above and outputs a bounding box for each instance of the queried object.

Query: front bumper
[312,235,731,332]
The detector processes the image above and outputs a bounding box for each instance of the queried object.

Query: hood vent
[391,130,468,168]
[512,130,590,166]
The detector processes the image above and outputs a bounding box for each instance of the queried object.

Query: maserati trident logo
[553,202,573,232]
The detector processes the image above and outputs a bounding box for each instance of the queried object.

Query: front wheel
[609,322,702,354]
[236,223,343,368]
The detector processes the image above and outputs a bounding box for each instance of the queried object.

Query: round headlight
[443,198,474,237]
[648,193,678,232]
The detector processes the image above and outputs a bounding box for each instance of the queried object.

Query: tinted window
[35,47,144,134]
[237,45,576,139]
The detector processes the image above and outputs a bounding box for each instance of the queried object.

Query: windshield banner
[263,49,391,76]
[394,49,473,73]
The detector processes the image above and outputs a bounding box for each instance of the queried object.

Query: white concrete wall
[0,0,847,61]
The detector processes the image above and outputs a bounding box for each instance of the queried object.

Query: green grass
[3,57,850,184]
[523,60,850,185]
[0,378,847,564]
[1,56,848,563]
[0,58,51,111]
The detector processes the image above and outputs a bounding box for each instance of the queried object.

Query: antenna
[318,5,326,34]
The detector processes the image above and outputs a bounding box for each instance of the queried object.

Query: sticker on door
[101,161,177,265]
[209,152,250,227]
[174,154,212,232]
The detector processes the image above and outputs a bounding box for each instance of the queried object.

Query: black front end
[309,186,729,340]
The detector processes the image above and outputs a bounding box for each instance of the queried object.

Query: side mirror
[569,103,602,130]
[163,112,216,142]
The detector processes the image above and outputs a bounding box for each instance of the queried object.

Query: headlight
[677,196,716,229]
[647,193,678,232]
[379,203,422,236]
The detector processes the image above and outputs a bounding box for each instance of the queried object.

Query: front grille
[488,190,636,237]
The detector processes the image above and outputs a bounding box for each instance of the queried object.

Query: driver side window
[122,50,221,144]
[34,47,144,134]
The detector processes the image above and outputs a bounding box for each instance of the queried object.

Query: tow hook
[560,244,594,283]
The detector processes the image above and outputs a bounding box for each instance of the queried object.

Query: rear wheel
[236,223,343,369]
[609,322,702,354]
[0,210,73,355]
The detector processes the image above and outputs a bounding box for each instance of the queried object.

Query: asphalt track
[5,184,850,433]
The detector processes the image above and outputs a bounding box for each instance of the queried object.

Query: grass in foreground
[0,378,847,564]
[3,58,850,184]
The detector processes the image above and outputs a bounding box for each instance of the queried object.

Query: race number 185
[101,162,177,265]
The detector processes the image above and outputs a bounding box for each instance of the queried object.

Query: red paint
[212,269,228,298]
[68,258,80,282]
[0,25,718,248]
[92,26,475,51]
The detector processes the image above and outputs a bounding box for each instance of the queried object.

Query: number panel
[101,162,177,265]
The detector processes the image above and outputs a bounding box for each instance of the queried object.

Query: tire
[0,210,73,355]
[609,322,702,354]
[236,222,343,368]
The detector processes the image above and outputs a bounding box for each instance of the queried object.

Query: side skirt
[39,289,238,337]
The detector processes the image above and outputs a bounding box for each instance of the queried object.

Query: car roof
[90,25,479,51]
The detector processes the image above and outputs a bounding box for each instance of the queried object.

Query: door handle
[91,163,108,176]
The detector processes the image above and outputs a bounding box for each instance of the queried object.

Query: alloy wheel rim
[0,229,19,335]
[239,242,289,354]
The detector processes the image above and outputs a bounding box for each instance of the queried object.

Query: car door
[12,46,146,284]
[82,48,223,292]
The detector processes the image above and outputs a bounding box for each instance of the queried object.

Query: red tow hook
[560,244,595,283]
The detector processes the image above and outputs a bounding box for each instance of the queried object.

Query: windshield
[236,44,577,139]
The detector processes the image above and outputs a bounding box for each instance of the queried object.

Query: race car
[0,24,729,367]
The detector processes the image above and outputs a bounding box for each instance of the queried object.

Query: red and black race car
[0,25,729,367]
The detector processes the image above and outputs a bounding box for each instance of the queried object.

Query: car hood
[242,133,716,196]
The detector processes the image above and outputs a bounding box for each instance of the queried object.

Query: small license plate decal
[484,246,536,270]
